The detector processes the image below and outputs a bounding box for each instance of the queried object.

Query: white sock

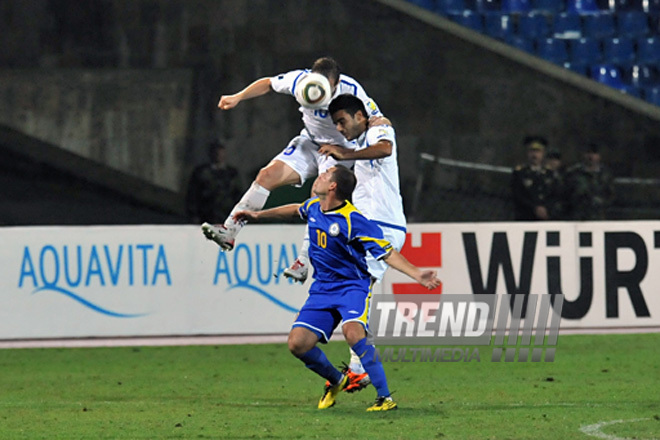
[224,182,270,236]
[297,231,310,264]
[349,348,365,374]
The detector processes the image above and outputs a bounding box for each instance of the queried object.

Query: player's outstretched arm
[233,203,300,223]
[218,77,272,110]
[383,249,441,290]
[318,140,392,161]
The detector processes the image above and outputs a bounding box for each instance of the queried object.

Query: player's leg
[288,327,343,385]
[338,282,397,411]
[201,160,296,250]
[283,230,310,282]
[290,298,347,409]
[347,227,407,389]
[202,136,316,250]
[341,321,397,411]
[227,158,301,227]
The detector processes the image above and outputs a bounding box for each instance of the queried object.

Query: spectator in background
[545,149,563,175]
[565,143,614,220]
[186,141,242,224]
[511,136,560,221]
[545,149,567,220]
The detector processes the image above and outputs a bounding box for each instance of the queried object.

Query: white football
[294,72,332,109]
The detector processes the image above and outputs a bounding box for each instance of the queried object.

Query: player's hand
[218,94,241,110]
[368,115,392,127]
[233,210,258,223]
[419,270,441,290]
[318,144,351,160]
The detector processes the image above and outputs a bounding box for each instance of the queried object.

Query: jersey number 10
[316,230,327,248]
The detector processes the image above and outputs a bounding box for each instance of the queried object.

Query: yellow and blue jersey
[298,197,393,283]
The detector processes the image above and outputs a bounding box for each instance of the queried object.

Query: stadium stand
[569,37,603,64]
[537,37,570,62]
[518,13,552,39]
[406,0,660,103]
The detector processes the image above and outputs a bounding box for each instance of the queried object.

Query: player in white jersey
[202,57,383,251]
[287,93,407,393]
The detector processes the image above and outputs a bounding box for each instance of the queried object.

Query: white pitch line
[0,334,289,349]
[579,418,658,440]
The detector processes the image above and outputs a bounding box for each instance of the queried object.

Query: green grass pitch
[1,333,659,439]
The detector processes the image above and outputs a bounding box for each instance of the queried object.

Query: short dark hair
[311,57,340,85]
[328,94,368,119]
[207,140,225,160]
[330,165,357,201]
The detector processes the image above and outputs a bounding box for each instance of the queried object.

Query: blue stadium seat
[568,37,603,64]
[627,64,659,88]
[637,37,660,64]
[603,37,636,65]
[476,0,503,11]
[616,11,649,38]
[590,63,627,89]
[612,0,644,11]
[646,0,660,13]
[564,61,591,74]
[553,12,583,38]
[531,0,564,13]
[518,13,552,39]
[484,12,515,39]
[506,35,536,51]
[623,86,642,97]
[449,11,485,31]
[643,86,660,105]
[537,38,570,63]
[436,0,467,14]
[582,13,616,39]
[566,0,602,13]
[502,0,532,12]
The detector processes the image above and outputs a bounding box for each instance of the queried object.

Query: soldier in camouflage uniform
[185,141,243,224]
[511,136,561,221]
[565,143,614,220]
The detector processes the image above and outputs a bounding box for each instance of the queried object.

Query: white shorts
[367,224,406,281]
[273,130,355,186]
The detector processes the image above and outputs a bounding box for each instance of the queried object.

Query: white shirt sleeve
[270,69,307,96]
[365,125,395,146]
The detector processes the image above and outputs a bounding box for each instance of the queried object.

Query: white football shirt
[270,69,382,146]
[351,125,407,230]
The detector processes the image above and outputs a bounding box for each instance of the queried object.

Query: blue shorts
[292,279,373,343]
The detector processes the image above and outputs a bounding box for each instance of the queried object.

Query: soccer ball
[294,72,332,110]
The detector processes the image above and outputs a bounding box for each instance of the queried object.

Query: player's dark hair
[311,57,340,85]
[328,94,368,119]
[207,140,225,161]
[330,165,357,201]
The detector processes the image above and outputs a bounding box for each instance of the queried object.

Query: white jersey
[270,69,382,146]
[351,125,407,231]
